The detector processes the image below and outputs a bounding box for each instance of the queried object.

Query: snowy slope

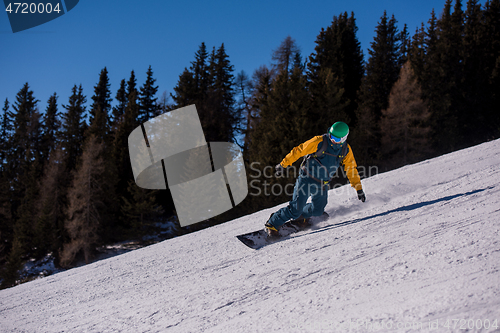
[1,140,500,333]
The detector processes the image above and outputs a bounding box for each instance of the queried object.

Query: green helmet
[328,121,349,143]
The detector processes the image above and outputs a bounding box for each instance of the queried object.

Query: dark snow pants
[268,173,328,229]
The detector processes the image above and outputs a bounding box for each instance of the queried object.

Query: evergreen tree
[398,24,410,67]
[306,66,347,136]
[452,0,466,143]
[249,38,310,209]
[1,99,13,279]
[192,42,210,103]
[172,42,210,108]
[5,83,42,237]
[123,70,139,121]
[139,66,159,122]
[7,111,43,284]
[127,70,138,100]
[491,57,500,136]
[205,43,238,142]
[245,65,274,161]
[0,180,12,260]
[293,52,305,71]
[420,8,439,87]
[460,0,486,144]
[111,79,127,127]
[41,93,61,165]
[359,11,401,120]
[409,23,426,82]
[355,12,401,166]
[86,71,120,241]
[425,0,464,153]
[88,67,112,141]
[12,111,43,257]
[111,88,140,231]
[61,85,87,173]
[427,8,439,55]
[7,83,40,183]
[121,180,164,242]
[482,0,500,139]
[0,101,11,257]
[171,68,196,107]
[287,63,314,140]
[415,9,439,116]
[248,73,296,209]
[0,99,12,172]
[173,43,239,143]
[308,12,364,125]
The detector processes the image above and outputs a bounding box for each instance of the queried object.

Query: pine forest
[1,0,499,288]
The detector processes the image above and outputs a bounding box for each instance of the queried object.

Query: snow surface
[1,140,500,333]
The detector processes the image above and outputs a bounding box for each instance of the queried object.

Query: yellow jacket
[280,135,363,191]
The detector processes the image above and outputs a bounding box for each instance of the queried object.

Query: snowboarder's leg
[267,176,311,229]
[301,183,328,219]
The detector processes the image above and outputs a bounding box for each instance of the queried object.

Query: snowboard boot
[293,215,312,228]
[265,215,280,237]
[291,212,329,228]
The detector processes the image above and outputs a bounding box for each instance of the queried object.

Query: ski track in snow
[1,140,500,333]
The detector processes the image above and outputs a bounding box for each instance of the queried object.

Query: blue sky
[1,0,462,114]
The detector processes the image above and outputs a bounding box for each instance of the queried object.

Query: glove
[357,189,366,202]
[275,164,285,177]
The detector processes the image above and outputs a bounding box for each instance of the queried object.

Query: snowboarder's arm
[342,144,363,191]
[280,136,323,167]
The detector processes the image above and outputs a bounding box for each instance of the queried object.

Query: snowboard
[236,212,329,249]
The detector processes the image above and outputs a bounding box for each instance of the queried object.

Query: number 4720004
[443,319,498,330]
[5,2,62,14]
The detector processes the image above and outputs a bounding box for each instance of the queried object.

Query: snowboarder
[265,121,366,236]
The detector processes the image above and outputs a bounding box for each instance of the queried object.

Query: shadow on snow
[304,187,493,237]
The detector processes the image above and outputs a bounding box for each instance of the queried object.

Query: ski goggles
[330,133,348,144]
